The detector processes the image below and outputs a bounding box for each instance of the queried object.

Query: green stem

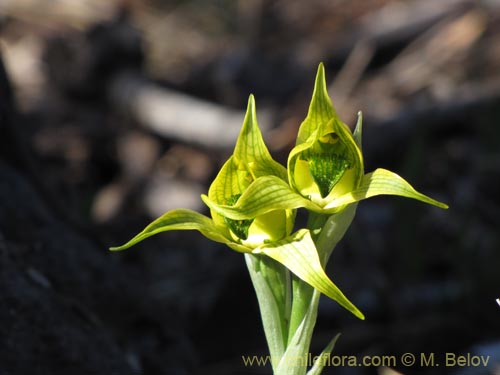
[284,206,358,374]
[287,213,329,344]
[245,253,291,372]
[277,287,321,375]
[287,276,314,345]
[249,205,359,374]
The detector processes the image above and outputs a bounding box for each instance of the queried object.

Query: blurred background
[1,0,499,374]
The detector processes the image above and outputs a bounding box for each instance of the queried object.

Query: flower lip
[290,119,363,207]
[222,192,293,247]
[223,194,254,240]
[304,132,353,198]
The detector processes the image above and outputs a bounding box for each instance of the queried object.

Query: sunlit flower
[111,64,449,324]
[206,64,447,220]
[204,95,295,251]
[111,93,363,318]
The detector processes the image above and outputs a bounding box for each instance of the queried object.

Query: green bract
[111,93,364,319]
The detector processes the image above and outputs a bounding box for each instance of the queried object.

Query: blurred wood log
[325,0,485,64]
[109,73,270,150]
[386,9,487,95]
[0,0,119,29]
[328,0,500,133]
[3,4,258,151]
[0,50,19,164]
[353,0,473,46]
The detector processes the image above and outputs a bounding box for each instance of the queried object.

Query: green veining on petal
[224,194,254,240]
[288,63,364,208]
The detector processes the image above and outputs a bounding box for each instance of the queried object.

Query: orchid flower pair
[111,63,447,374]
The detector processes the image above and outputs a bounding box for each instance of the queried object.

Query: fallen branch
[324,0,480,64]
[109,73,271,150]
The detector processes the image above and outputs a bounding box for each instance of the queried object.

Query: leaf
[109,209,250,253]
[256,229,364,320]
[324,168,449,211]
[306,333,341,375]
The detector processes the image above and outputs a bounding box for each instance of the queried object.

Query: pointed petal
[324,168,449,210]
[202,176,322,220]
[208,96,287,212]
[256,230,364,319]
[234,95,287,180]
[109,209,250,252]
[286,64,365,204]
[208,156,248,211]
[296,63,336,145]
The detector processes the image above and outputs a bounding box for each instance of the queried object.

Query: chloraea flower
[111,94,364,319]
[203,64,447,321]
[205,63,448,221]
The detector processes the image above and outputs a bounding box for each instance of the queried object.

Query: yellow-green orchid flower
[204,94,293,251]
[111,64,449,375]
[111,94,364,320]
[109,95,289,255]
[204,63,448,222]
